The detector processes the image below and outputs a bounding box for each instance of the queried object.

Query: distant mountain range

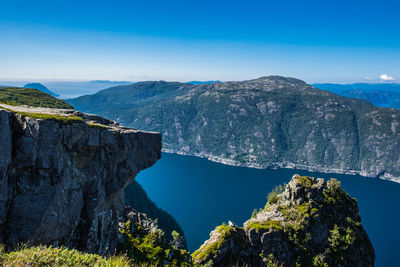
[68,76,400,183]
[187,81,222,85]
[0,80,134,99]
[5,79,400,107]
[314,83,400,109]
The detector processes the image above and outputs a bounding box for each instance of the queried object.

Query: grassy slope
[0,245,131,267]
[0,87,73,109]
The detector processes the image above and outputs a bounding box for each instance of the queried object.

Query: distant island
[24,83,60,97]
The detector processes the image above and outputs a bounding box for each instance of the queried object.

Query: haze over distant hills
[314,83,400,109]
[68,76,400,183]
[0,80,134,99]
[187,81,222,85]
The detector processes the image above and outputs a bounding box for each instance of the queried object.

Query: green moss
[279,202,311,223]
[0,245,131,266]
[17,112,84,124]
[1,106,83,124]
[88,122,107,129]
[192,239,221,262]
[246,220,283,232]
[0,87,72,109]
[192,223,234,262]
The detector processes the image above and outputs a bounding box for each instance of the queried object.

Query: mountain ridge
[68,76,400,183]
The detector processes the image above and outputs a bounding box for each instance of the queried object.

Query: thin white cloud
[380,74,395,81]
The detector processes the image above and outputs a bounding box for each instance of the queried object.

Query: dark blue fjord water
[133,153,400,266]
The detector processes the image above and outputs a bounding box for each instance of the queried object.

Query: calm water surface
[133,153,400,266]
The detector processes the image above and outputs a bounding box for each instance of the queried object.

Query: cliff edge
[0,104,161,255]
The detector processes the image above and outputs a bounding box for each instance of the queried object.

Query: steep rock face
[0,107,161,255]
[192,175,375,266]
[68,76,400,183]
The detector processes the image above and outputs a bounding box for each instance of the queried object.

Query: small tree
[170,230,184,250]
[267,183,286,204]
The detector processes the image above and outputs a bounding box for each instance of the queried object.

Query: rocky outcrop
[0,106,161,255]
[192,175,375,266]
[117,207,191,265]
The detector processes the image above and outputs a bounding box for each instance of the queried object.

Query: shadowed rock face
[0,107,161,255]
[192,175,375,267]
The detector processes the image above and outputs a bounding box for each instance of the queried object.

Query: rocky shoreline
[162,149,400,184]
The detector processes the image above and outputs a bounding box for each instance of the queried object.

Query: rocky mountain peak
[188,75,313,95]
[253,75,308,84]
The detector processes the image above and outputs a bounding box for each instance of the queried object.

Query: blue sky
[0,0,399,83]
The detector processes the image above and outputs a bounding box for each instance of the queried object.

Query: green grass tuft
[246,220,283,232]
[192,223,234,262]
[89,122,108,129]
[1,106,84,124]
[0,245,131,266]
[16,112,84,123]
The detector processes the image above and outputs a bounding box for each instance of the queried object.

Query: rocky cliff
[0,104,161,255]
[192,175,375,266]
[68,76,400,183]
